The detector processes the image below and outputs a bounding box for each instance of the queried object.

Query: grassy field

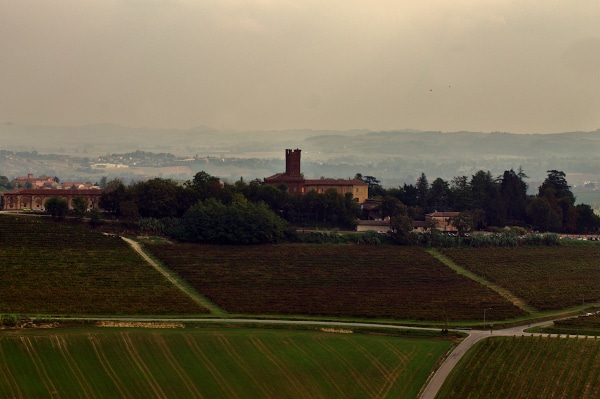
[146,243,525,321]
[441,247,600,311]
[437,335,600,398]
[0,327,454,399]
[0,215,207,315]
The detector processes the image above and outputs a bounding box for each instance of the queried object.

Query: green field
[438,335,600,398]
[0,327,453,399]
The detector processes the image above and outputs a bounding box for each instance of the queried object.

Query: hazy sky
[1,0,599,133]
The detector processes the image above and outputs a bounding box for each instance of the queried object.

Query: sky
[1,0,599,133]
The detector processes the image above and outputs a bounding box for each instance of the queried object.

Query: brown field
[0,215,207,315]
[146,244,525,321]
[441,246,600,311]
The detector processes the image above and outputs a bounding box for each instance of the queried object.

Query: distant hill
[2,122,598,159]
[1,123,599,198]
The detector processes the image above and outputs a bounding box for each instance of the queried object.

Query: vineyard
[441,247,600,311]
[554,313,600,330]
[146,244,525,321]
[438,335,600,398]
[0,215,207,315]
[0,327,453,399]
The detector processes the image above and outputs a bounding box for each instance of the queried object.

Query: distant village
[11,173,101,190]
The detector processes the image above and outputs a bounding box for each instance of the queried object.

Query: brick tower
[285,149,301,176]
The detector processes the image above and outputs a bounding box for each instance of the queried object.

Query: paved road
[418,320,555,399]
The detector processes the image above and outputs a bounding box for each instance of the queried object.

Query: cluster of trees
[364,169,600,235]
[44,196,102,225]
[97,171,362,244]
[0,175,16,191]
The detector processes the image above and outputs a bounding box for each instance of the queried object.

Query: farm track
[426,249,537,314]
[52,335,96,398]
[120,237,227,316]
[0,345,23,398]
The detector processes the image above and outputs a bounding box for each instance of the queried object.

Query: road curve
[419,320,554,399]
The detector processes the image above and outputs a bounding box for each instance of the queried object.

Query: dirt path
[120,237,227,316]
[426,249,537,314]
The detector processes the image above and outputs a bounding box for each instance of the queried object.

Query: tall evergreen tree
[416,173,429,211]
[499,168,528,223]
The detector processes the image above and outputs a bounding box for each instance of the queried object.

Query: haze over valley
[2,1,600,203]
[2,123,600,207]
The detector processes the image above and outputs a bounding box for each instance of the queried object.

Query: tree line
[96,171,361,244]
[361,169,600,235]
[38,167,600,245]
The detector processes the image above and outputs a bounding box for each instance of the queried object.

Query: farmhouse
[1,189,105,211]
[426,211,459,232]
[355,201,461,233]
[264,149,369,203]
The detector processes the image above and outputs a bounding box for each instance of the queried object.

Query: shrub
[45,196,68,220]
[0,314,18,327]
[138,217,165,235]
[89,207,103,226]
[357,231,381,245]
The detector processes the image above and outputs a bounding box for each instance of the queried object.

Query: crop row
[441,247,600,311]
[0,328,451,398]
[0,215,207,315]
[554,314,600,329]
[438,335,600,398]
[147,244,525,321]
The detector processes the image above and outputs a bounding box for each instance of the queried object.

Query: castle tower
[285,149,301,176]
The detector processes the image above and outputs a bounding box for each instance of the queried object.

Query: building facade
[1,189,104,211]
[264,149,369,203]
[425,211,460,232]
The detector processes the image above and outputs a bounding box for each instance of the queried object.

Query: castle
[264,149,368,203]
